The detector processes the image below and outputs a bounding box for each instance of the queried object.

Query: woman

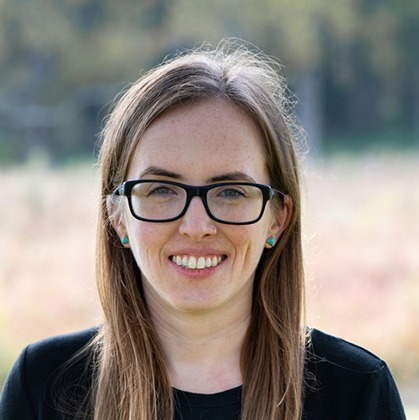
[0,41,406,419]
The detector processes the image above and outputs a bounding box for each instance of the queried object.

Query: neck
[147,294,252,394]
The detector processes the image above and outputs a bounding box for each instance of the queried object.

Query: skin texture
[111,100,291,392]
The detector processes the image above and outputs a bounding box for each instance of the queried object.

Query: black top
[0,327,406,419]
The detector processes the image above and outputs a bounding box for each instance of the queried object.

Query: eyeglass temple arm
[272,188,286,200]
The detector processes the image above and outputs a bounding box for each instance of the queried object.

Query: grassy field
[0,153,418,415]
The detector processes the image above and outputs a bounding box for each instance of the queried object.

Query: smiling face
[114,100,290,317]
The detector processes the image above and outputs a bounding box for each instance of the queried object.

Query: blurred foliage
[0,0,418,163]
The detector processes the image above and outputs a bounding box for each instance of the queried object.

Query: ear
[266,195,293,245]
[106,195,130,247]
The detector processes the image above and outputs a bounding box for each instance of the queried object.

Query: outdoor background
[1,0,418,416]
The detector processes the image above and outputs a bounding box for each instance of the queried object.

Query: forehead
[127,100,269,183]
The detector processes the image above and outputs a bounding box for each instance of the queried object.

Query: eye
[217,187,246,198]
[148,184,177,196]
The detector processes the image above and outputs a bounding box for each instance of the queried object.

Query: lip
[168,248,226,259]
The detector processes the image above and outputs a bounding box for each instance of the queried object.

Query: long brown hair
[94,40,305,419]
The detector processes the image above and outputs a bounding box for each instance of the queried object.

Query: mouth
[170,255,225,270]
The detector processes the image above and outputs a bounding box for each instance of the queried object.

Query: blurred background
[0,0,418,416]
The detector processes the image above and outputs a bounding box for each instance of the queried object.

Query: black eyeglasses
[114,180,284,225]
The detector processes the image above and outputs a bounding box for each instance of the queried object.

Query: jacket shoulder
[0,327,98,420]
[24,326,98,368]
[304,329,406,420]
[307,328,384,373]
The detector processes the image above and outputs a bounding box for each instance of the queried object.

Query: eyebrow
[208,172,257,183]
[139,167,182,179]
[139,167,257,184]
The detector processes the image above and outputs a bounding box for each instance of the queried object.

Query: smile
[171,255,224,270]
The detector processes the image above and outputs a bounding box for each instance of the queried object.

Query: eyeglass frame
[114,179,285,225]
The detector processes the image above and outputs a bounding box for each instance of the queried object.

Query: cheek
[237,217,275,264]
[126,221,163,264]
[231,225,267,261]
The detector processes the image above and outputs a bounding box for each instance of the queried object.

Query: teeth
[188,256,197,269]
[197,257,206,269]
[171,255,224,270]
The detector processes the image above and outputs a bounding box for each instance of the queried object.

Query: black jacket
[0,327,406,419]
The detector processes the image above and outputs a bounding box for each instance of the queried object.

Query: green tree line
[1,0,418,163]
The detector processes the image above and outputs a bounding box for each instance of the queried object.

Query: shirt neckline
[173,385,242,408]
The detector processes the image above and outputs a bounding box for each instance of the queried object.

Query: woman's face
[116,100,290,316]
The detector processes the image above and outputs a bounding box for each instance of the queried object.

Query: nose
[178,196,216,240]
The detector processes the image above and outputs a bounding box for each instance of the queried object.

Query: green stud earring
[266,236,275,247]
[122,235,129,245]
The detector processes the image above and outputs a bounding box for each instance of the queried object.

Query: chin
[170,294,224,314]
